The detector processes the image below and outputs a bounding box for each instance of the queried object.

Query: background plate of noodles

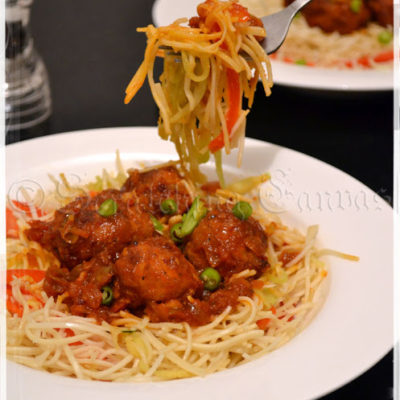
[152,0,393,91]
[6,127,393,400]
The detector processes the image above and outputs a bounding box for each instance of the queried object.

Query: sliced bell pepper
[7,269,46,284]
[6,201,45,238]
[357,55,372,68]
[373,50,394,63]
[6,286,24,317]
[6,269,47,316]
[10,200,45,218]
[6,207,19,239]
[256,318,270,330]
[209,68,241,153]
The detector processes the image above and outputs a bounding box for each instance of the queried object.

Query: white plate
[7,127,393,400]
[151,0,393,91]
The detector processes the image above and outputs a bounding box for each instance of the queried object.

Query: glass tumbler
[5,0,52,132]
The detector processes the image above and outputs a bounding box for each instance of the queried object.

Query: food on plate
[6,0,359,383]
[124,0,272,184]
[289,0,372,34]
[241,0,393,68]
[366,0,393,27]
[6,158,358,381]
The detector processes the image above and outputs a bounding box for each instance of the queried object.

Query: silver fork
[261,0,312,54]
[161,0,312,57]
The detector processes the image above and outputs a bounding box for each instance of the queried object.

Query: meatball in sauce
[285,0,371,34]
[27,189,154,269]
[184,204,268,278]
[121,166,192,217]
[28,168,271,326]
[114,236,202,303]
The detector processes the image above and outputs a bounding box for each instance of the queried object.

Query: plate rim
[6,126,394,400]
[151,0,393,92]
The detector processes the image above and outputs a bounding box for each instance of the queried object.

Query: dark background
[8,0,394,398]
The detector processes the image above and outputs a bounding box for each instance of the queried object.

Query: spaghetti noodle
[124,0,272,184]
[241,0,393,69]
[6,157,358,381]
[6,0,358,383]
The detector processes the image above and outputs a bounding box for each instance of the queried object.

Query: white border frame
[1,0,7,398]
[394,0,399,398]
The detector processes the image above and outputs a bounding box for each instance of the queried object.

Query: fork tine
[261,0,312,54]
[158,0,312,60]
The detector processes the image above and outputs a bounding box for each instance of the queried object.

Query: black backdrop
[8,1,394,398]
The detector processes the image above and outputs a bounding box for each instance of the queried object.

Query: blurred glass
[5,0,51,132]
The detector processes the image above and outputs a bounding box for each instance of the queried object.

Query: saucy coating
[190,0,263,30]
[285,0,371,34]
[146,278,252,325]
[26,190,154,268]
[114,236,202,303]
[208,278,253,314]
[367,0,393,26]
[26,168,270,326]
[44,251,114,319]
[145,298,210,326]
[121,166,192,217]
[184,204,268,278]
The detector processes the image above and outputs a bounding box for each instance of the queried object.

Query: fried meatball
[208,278,253,314]
[190,0,263,29]
[27,189,154,268]
[184,204,268,278]
[146,278,253,325]
[367,0,393,26]
[114,236,202,303]
[43,251,114,319]
[68,252,114,315]
[286,0,371,34]
[121,166,192,217]
[145,297,210,325]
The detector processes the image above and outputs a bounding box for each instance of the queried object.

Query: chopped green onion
[172,197,207,239]
[122,329,138,334]
[350,0,362,13]
[98,199,117,217]
[232,201,252,220]
[295,59,307,65]
[170,222,184,243]
[378,30,393,44]
[101,286,113,306]
[160,198,178,215]
[294,11,301,19]
[150,215,164,233]
[200,268,221,291]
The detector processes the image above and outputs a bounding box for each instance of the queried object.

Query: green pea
[98,199,117,217]
[101,286,113,306]
[170,222,184,243]
[232,201,252,220]
[350,0,362,13]
[378,31,392,44]
[160,198,178,215]
[150,215,164,233]
[200,268,221,291]
[295,59,307,66]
